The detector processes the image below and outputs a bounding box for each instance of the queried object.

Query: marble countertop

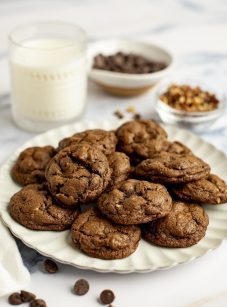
[1,1,227,306]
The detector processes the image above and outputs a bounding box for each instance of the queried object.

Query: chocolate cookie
[165,141,192,155]
[45,144,111,206]
[134,152,210,184]
[142,201,209,248]
[171,174,227,205]
[107,152,131,188]
[116,120,168,161]
[58,129,117,155]
[11,146,56,186]
[9,184,79,231]
[71,207,141,259]
[98,179,172,225]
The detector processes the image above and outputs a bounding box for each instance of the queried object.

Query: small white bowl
[155,78,226,132]
[88,39,174,96]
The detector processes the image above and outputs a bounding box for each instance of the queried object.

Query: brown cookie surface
[58,129,117,155]
[171,174,227,204]
[107,152,131,188]
[11,146,56,186]
[134,152,210,184]
[98,179,172,225]
[165,141,192,155]
[142,201,209,248]
[9,184,79,231]
[116,120,168,161]
[45,144,111,206]
[71,207,141,260]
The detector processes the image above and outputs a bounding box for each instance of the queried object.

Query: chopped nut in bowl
[155,79,226,132]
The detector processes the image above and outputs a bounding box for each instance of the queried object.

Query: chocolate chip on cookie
[9,184,79,231]
[142,201,209,248]
[107,152,131,188]
[58,129,117,155]
[98,179,172,225]
[171,174,227,205]
[134,152,210,184]
[45,144,111,206]
[71,208,141,260]
[116,120,168,161]
[11,146,56,186]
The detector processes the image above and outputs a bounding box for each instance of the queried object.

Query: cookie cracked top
[11,146,56,186]
[172,174,227,204]
[164,141,192,155]
[9,184,79,231]
[71,207,141,260]
[45,144,111,206]
[58,129,117,155]
[107,152,131,188]
[134,152,210,184]
[116,120,168,160]
[142,201,209,248]
[98,179,172,225]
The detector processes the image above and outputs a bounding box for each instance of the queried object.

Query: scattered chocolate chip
[43,259,58,274]
[100,289,115,305]
[8,293,22,305]
[114,110,124,119]
[133,113,141,120]
[30,299,47,307]
[20,290,36,302]
[74,279,89,296]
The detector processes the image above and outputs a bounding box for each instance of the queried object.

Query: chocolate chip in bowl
[155,78,226,132]
[93,52,167,74]
[88,39,174,97]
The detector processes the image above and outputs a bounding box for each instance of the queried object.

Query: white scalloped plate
[1,120,227,274]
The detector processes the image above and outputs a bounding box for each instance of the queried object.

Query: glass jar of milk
[9,22,87,132]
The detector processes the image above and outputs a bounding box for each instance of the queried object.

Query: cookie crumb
[74,279,89,295]
[30,299,47,307]
[126,106,136,113]
[43,259,58,274]
[8,293,22,305]
[100,289,115,304]
[114,110,124,119]
[20,290,36,302]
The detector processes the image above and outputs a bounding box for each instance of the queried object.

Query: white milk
[10,38,87,125]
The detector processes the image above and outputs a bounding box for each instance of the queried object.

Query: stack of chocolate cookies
[9,120,227,260]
